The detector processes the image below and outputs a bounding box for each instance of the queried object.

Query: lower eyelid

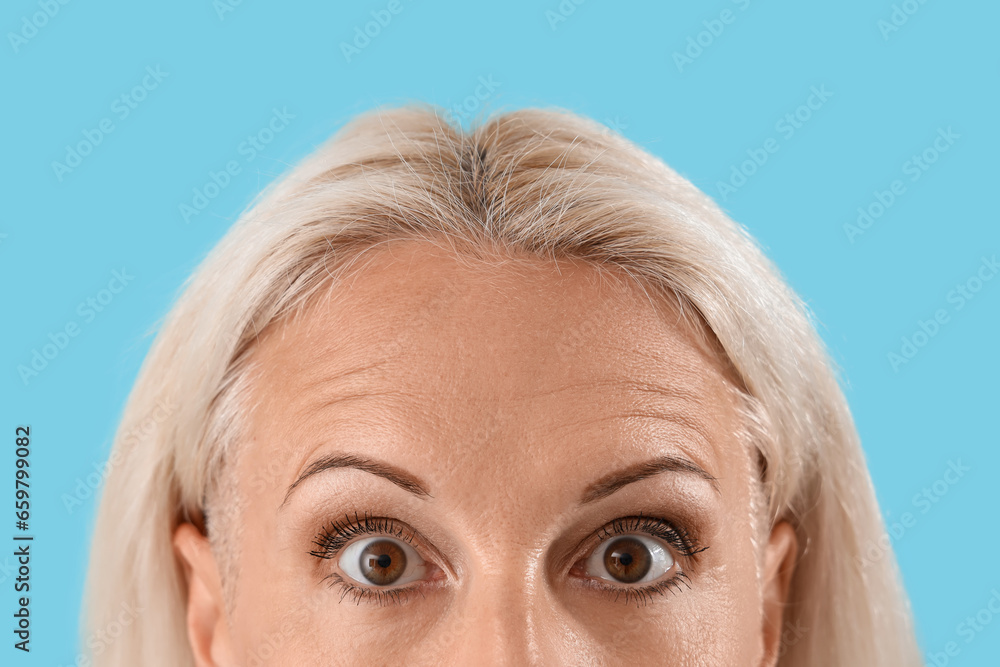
[325,565,450,606]
[324,572,423,606]
[311,513,701,607]
[585,572,693,607]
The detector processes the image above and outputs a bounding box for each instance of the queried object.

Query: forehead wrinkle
[290,358,391,392]
[514,377,728,440]
[520,376,710,404]
[540,408,721,473]
[543,406,714,442]
[290,388,411,421]
[513,376,734,477]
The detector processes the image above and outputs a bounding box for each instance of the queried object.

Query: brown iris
[603,537,652,583]
[359,539,407,585]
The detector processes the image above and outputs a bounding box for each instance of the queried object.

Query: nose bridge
[430,407,572,665]
[447,555,544,666]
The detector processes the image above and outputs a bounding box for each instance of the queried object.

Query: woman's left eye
[339,536,428,587]
[584,534,675,584]
[311,513,698,607]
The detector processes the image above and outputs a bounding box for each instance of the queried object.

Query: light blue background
[2,1,997,664]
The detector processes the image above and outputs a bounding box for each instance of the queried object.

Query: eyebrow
[579,455,719,504]
[281,452,718,509]
[281,453,432,508]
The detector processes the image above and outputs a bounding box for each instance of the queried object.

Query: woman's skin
[174,240,798,666]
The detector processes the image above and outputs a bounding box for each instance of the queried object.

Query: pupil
[359,539,407,585]
[604,537,652,583]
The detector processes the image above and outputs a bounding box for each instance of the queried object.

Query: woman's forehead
[251,240,730,392]
[238,240,746,504]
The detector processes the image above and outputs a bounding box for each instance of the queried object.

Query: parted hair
[84,105,921,666]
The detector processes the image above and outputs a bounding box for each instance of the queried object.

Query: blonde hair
[84,105,921,665]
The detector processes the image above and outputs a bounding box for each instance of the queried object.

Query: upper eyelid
[312,514,458,580]
[311,513,705,574]
[586,516,705,564]
[311,514,418,559]
[597,515,700,545]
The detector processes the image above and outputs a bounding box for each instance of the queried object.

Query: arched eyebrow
[280,452,718,510]
[281,453,432,508]
[579,455,719,504]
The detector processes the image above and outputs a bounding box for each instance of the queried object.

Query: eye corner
[565,513,707,605]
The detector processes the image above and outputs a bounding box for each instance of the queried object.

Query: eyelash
[309,511,707,608]
[584,513,708,608]
[310,513,424,606]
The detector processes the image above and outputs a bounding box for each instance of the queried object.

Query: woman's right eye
[338,536,429,587]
